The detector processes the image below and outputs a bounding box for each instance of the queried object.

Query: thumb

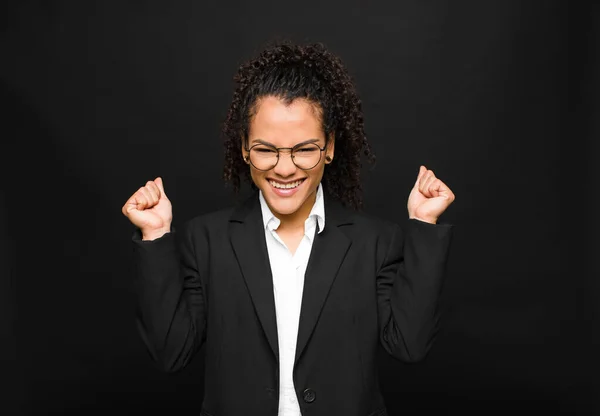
[413,165,426,188]
[154,177,166,196]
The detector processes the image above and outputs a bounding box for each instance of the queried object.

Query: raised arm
[377,219,453,362]
[122,177,207,372]
[377,166,455,362]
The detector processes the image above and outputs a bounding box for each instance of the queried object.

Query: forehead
[249,96,324,145]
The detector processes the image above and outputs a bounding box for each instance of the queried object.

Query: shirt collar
[259,183,326,234]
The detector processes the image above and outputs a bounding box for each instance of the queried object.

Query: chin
[264,194,304,216]
[265,183,314,215]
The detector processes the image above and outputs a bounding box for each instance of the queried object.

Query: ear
[325,132,335,164]
[241,137,250,164]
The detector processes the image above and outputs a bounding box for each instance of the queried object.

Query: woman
[122,42,455,416]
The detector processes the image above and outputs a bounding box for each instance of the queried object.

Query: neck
[274,189,317,231]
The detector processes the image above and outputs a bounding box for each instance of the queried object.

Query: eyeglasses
[245,142,327,171]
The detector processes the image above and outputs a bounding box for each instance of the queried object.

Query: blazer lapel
[229,193,279,359]
[295,195,353,363]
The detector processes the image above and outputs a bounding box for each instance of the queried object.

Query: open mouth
[269,179,305,189]
[268,179,307,197]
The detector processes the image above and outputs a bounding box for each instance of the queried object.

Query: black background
[1,1,597,415]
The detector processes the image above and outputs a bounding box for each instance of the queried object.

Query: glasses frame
[245,142,327,171]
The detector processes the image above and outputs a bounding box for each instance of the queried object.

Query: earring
[244,156,249,163]
[325,156,332,163]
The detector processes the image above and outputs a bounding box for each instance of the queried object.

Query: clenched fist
[122,177,172,240]
[407,166,455,224]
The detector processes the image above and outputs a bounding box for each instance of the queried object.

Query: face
[242,96,334,223]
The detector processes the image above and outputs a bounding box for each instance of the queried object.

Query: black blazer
[132,191,453,416]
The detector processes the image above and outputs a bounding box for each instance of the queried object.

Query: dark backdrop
[1,1,596,415]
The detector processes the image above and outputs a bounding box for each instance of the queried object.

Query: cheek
[309,163,326,183]
[249,167,264,185]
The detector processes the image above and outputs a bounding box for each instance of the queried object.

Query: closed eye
[254,148,277,153]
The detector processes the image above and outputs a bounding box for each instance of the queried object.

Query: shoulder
[327,205,401,268]
[325,196,399,242]
[182,206,236,232]
[346,209,400,245]
[351,209,396,229]
[179,192,259,233]
[171,207,236,252]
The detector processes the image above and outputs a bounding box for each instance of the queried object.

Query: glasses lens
[249,145,278,170]
[292,143,322,170]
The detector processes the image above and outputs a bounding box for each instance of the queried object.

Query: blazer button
[303,388,316,403]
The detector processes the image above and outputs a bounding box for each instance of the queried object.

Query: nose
[272,149,297,177]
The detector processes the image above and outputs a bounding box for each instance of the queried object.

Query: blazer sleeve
[376,218,453,363]
[131,221,207,372]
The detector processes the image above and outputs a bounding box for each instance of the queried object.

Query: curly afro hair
[222,41,375,210]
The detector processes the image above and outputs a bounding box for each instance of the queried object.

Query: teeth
[270,180,303,189]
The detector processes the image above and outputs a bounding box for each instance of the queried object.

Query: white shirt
[259,183,325,416]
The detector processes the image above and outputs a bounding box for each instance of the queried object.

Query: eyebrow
[250,138,321,147]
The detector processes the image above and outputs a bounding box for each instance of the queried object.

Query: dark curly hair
[222,41,375,209]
